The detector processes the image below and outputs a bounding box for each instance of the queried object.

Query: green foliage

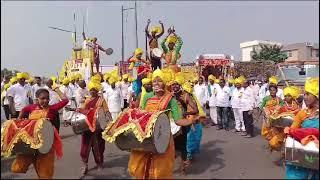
[252,44,288,63]
[1,68,20,79]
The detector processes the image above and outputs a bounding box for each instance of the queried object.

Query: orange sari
[128,93,175,179]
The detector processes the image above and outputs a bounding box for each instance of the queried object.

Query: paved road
[1,112,285,179]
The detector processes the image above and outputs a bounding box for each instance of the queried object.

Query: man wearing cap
[7,73,33,118]
[231,78,245,133]
[193,76,209,125]
[215,79,231,131]
[104,76,123,120]
[241,80,255,138]
[75,80,89,109]
[208,75,218,126]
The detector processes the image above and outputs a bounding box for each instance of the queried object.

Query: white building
[240,40,282,62]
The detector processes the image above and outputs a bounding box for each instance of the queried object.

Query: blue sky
[1,1,319,76]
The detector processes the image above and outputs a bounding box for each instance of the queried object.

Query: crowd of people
[0,19,318,180]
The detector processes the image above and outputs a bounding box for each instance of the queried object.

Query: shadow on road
[183,139,226,175]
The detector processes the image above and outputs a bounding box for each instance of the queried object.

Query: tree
[252,44,288,63]
[1,68,20,79]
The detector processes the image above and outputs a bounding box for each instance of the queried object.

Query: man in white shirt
[7,73,33,118]
[104,77,124,120]
[208,75,218,126]
[1,76,10,92]
[32,76,44,102]
[59,78,76,121]
[194,76,209,125]
[101,75,111,96]
[120,74,130,109]
[1,83,11,120]
[69,77,79,98]
[241,80,255,138]
[75,80,89,108]
[231,79,245,133]
[215,79,231,131]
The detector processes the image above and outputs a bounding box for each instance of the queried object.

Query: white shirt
[101,82,110,93]
[208,83,218,107]
[32,84,44,100]
[104,87,124,113]
[194,83,209,106]
[215,85,231,107]
[231,87,244,109]
[69,83,78,98]
[59,85,73,100]
[1,90,9,105]
[127,85,134,101]
[75,87,89,108]
[120,82,130,100]
[6,83,32,111]
[241,87,255,111]
[44,86,61,106]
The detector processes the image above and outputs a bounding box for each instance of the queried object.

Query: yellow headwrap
[128,77,134,82]
[214,79,220,84]
[173,73,185,85]
[91,74,102,83]
[228,78,235,85]
[152,69,165,82]
[305,77,319,98]
[16,72,29,80]
[142,78,152,85]
[108,76,117,84]
[26,77,34,83]
[122,74,129,80]
[182,82,193,94]
[234,78,242,85]
[62,78,70,85]
[151,26,161,33]
[51,76,57,82]
[10,77,17,84]
[88,81,102,91]
[134,48,143,56]
[283,86,301,99]
[75,73,82,80]
[3,84,10,91]
[103,73,110,81]
[269,76,278,85]
[208,75,215,81]
[166,35,177,44]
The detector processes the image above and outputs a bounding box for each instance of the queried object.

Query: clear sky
[1,1,319,76]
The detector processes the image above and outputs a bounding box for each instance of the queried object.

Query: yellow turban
[238,76,246,83]
[283,86,301,99]
[228,78,235,84]
[88,81,102,91]
[108,76,117,84]
[147,73,152,79]
[62,78,70,85]
[142,78,152,85]
[214,79,220,84]
[10,77,17,84]
[51,76,57,82]
[182,82,193,94]
[152,69,165,82]
[75,73,82,80]
[122,74,129,80]
[16,72,29,80]
[269,76,278,85]
[103,73,110,81]
[151,26,161,33]
[166,35,177,44]
[4,84,10,90]
[208,75,215,81]
[173,73,185,85]
[234,78,242,85]
[134,48,143,56]
[91,74,102,83]
[305,77,319,98]
[128,77,134,82]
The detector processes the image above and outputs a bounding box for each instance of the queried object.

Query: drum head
[152,113,170,154]
[106,48,113,55]
[152,48,163,58]
[38,120,55,154]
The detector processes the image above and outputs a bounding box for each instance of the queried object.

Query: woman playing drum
[267,86,301,151]
[77,75,110,175]
[283,77,319,179]
[260,84,284,140]
[11,87,69,179]
[128,69,196,179]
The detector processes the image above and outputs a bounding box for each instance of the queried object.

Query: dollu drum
[113,111,171,154]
